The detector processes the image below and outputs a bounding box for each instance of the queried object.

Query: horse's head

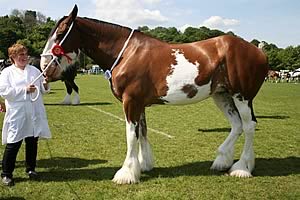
[40,5,80,81]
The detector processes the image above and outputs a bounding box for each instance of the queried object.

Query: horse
[30,57,80,105]
[40,5,269,184]
[267,70,280,83]
[0,58,11,72]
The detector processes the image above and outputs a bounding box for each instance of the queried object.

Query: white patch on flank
[161,49,211,104]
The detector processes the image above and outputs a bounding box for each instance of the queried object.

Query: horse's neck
[77,18,131,70]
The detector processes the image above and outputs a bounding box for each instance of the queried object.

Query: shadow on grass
[37,157,108,169]
[14,156,107,169]
[198,128,260,133]
[13,156,300,183]
[0,197,26,200]
[44,102,112,106]
[256,115,290,119]
[144,156,300,181]
[13,157,113,183]
[198,114,289,133]
[254,156,300,176]
[198,128,231,133]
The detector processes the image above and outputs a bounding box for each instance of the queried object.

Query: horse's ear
[69,4,78,21]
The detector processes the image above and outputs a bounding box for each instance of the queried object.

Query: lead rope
[30,22,75,102]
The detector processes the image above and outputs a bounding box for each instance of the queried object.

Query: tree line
[1,9,299,71]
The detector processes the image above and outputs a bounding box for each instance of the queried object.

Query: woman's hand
[43,81,49,91]
[26,85,36,93]
[43,77,50,91]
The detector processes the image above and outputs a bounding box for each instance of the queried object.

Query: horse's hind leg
[229,95,256,177]
[211,92,243,171]
[138,111,154,172]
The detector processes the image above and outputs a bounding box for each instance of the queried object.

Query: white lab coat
[0,64,51,145]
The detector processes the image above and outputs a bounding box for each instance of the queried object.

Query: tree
[27,20,56,56]
[250,39,260,47]
[0,16,25,57]
[138,26,150,33]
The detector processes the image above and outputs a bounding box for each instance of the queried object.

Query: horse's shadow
[13,156,300,183]
[144,156,300,180]
[198,114,289,133]
[198,128,260,132]
[256,115,290,120]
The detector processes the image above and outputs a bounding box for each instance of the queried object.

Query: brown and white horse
[40,5,269,184]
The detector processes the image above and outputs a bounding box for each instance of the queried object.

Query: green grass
[0,75,299,200]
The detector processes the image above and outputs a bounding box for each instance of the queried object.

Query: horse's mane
[79,17,164,44]
[82,17,130,31]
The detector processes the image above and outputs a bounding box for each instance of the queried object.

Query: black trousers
[1,137,38,178]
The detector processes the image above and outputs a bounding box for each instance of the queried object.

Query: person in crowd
[0,43,51,186]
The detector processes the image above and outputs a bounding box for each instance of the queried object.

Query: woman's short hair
[8,43,28,64]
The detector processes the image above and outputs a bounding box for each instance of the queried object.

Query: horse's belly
[161,80,211,104]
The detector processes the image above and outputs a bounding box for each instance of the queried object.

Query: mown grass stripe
[87,105,174,139]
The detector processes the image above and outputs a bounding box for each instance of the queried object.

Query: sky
[0,0,299,48]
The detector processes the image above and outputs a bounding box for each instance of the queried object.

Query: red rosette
[51,44,72,63]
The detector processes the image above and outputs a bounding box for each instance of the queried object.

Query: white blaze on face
[40,30,57,71]
[161,49,211,104]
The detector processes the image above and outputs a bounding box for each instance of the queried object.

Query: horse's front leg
[112,97,143,184]
[138,111,154,172]
[61,81,72,105]
[70,79,80,105]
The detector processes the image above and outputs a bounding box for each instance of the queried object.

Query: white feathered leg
[112,120,141,184]
[138,112,154,172]
[61,93,72,105]
[211,93,243,171]
[72,91,80,105]
[229,96,256,178]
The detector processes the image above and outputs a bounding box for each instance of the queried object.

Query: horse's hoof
[229,169,252,178]
[112,167,140,184]
[210,154,233,171]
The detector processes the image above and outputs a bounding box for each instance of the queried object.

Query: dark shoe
[28,171,38,179]
[2,176,14,186]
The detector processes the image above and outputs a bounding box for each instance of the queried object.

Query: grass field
[0,75,299,200]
